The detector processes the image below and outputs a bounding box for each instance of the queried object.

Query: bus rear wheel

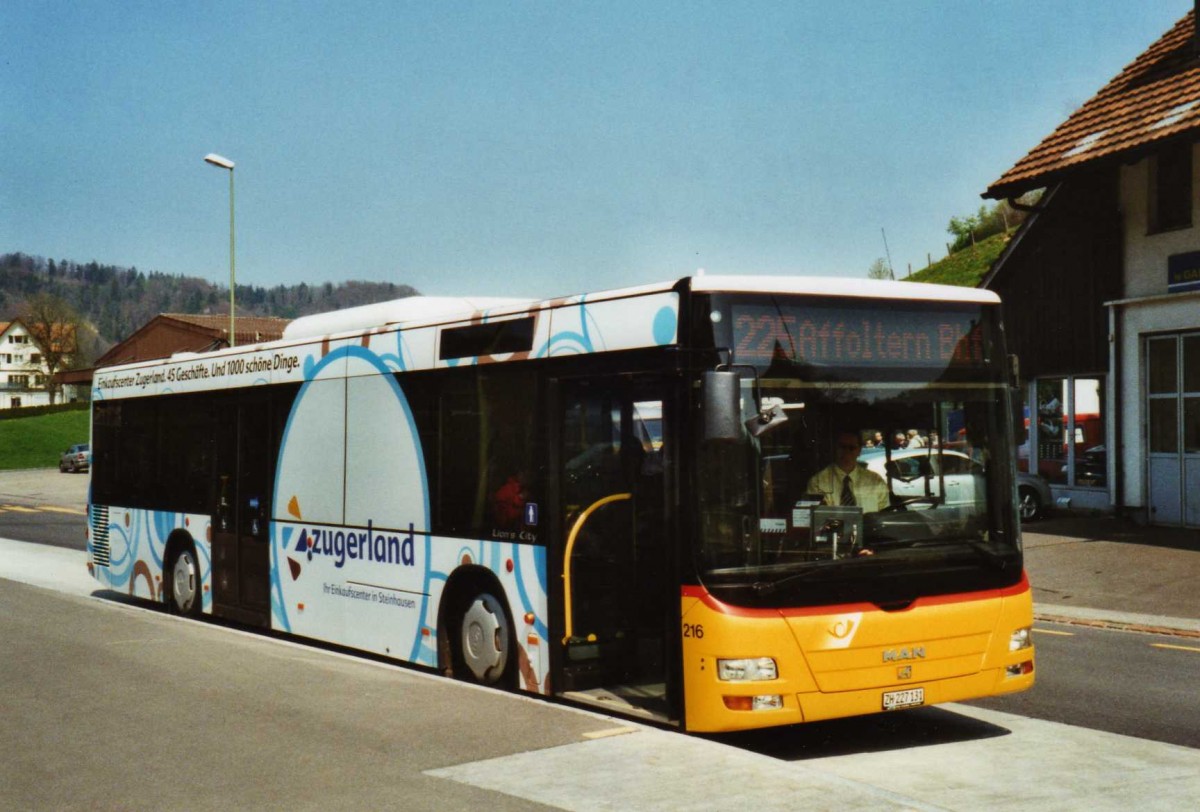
[456,591,512,686]
[167,546,202,617]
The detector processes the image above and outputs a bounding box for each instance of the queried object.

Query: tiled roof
[161,313,290,344]
[0,319,75,351]
[986,10,1200,199]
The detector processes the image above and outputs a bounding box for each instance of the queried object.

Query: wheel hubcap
[173,551,197,612]
[461,594,508,683]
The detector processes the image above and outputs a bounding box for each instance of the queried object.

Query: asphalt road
[969,621,1200,749]
[0,579,607,811]
[0,468,88,549]
[4,568,1198,811]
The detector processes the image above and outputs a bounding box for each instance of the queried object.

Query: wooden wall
[985,169,1123,380]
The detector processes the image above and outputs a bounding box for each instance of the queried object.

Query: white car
[859,448,980,509]
[859,447,1050,521]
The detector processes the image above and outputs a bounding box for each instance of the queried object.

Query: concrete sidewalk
[1022,513,1200,637]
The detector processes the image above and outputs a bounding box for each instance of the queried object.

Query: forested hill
[0,252,419,347]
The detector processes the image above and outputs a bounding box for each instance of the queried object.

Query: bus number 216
[682,623,704,639]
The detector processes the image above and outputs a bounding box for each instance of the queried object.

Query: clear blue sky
[2,1,1189,299]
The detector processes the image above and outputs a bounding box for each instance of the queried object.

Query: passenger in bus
[491,472,529,528]
[805,429,889,512]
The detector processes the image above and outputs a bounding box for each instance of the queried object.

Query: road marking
[105,639,172,647]
[0,504,86,515]
[582,726,639,740]
[34,505,87,515]
[1033,628,1074,636]
[1151,643,1200,654]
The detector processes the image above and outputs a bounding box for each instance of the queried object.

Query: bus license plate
[882,688,924,711]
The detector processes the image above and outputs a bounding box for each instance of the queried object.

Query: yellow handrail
[562,492,632,644]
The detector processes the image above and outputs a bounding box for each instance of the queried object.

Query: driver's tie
[841,475,856,507]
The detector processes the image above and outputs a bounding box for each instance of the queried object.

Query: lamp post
[204,153,236,347]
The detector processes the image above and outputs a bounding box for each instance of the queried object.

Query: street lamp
[204,152,236,347]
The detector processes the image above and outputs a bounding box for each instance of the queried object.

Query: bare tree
[867,258,892,280]
[18,293,82,405]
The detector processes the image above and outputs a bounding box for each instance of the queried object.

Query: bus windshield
[694,293,1022,609]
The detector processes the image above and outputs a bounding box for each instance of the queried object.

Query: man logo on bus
[294,520,416,570]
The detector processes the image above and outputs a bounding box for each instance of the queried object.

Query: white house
[0,320,76,408]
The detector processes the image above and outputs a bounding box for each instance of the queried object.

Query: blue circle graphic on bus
[270,343,431,657]
[653,305,677,346]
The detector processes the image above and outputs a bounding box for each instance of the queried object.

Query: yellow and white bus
[86,275,1034,732]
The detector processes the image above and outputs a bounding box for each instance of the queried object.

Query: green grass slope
[907,231,1011,287]
[0,407,90,470]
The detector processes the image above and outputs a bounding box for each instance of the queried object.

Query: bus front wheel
[455,591,512,686]
[166,545,202,618]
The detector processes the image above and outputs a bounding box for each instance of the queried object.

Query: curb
[1035,604,1200,640]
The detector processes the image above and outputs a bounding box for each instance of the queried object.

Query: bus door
[211,394,273,624]
[556,377,675,721]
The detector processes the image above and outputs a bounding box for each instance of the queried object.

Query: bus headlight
[717,657,778,681]
[1009,627,1032,652]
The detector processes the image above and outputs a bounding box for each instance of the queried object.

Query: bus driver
[806,429,889,512]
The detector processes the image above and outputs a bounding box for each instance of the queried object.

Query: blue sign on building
[1167,251,1200,293]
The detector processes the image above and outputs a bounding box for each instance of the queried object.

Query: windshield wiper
[898,536,1014,571]
[750,558,884,596]
[957,538,1014,571]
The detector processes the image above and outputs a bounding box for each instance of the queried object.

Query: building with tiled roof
[1,319,81,408]
[981,7,1200,528]
[987,11,1200,200]
[57,313,291,394]
[93,313,290,368]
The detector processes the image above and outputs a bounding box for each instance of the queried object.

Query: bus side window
[428,367,542,539]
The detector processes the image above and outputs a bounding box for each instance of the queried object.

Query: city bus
[86,275,1034,733]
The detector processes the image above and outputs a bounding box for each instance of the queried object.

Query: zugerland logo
[296,520,416,569]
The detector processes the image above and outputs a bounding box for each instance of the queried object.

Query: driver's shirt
[805,464,890,512]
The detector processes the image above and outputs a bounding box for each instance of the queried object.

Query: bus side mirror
[702,370,743,442]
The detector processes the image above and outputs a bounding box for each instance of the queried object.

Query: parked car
[1016,471,1052,521]
[59,443,90,473]
[860,447,1051,522]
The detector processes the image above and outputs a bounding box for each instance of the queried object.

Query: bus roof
[688,274,1000,304]
[282,296,537,340]
[91,274,1001,394]
[281,275,998,340]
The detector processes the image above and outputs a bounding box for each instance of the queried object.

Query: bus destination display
[731,304,989,368]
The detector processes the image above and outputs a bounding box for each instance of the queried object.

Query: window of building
[1148,141,1193,233]
[1028,376,1106,488]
